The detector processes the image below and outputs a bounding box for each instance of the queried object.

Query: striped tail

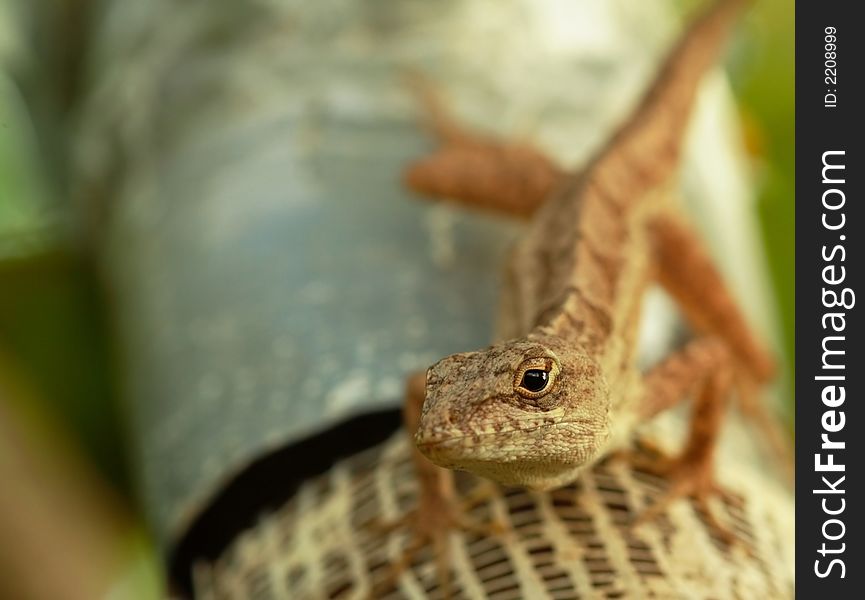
[584,0,750,202]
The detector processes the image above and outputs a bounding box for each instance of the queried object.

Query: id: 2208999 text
[824,26,837,108]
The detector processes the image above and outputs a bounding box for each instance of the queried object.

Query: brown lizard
[385,0,780,589]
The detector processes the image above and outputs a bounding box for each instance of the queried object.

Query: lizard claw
[367,481,505,598]
[626,444,737,545]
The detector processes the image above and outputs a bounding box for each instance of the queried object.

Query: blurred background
[0,0,792,598]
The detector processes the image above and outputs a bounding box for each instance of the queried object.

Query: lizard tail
[584,0,751,201]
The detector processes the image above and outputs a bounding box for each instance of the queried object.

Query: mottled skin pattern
[418,335,610,490]
[382,0,778,590]
[412,0,771,489]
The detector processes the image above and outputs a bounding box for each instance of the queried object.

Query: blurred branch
[0,349,161,600]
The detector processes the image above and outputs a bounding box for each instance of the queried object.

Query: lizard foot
[627,445,737,544]
[368,481,504,598]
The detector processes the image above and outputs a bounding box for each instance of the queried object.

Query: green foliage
[733,0,795,422]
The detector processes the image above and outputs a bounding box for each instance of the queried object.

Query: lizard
[382,0,782,590]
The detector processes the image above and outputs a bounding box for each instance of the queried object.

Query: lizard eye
[520,370,548,391]
[514,357,559,399]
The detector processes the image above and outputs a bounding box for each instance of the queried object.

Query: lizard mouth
[415,434,468,452]
[416,423,601,488]
[415,426,543,451]
[415,419,598,464]
[416,417,594,446]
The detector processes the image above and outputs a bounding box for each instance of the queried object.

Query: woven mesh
[192,429,792,599]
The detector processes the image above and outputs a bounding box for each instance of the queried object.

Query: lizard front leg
[649,212,791,473]
[404,75,566,219]
[631,337,735,540]
[372,371,502,596]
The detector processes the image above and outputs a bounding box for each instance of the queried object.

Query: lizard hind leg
[368,371,504,598]
[403,73,565,219]
[629,337,737,543]
[649,212,793,476]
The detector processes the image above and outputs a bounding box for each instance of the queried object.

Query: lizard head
[414,334,610,490]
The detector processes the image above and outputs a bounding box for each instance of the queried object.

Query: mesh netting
[192,430,792,599]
